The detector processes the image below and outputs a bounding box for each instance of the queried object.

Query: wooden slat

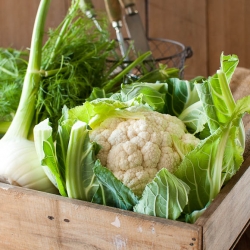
[0,0,70,49]
[207,0,250,75]
[93,0,208,79]
[195,158,250,250]
[0,183,201,249]
[147,0,207,79]
[231,219,250,249]
[1,0,250,79]
[233,222,250,250]
[0,0,207,79]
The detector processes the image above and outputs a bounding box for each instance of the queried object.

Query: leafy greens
[34,51,249,223]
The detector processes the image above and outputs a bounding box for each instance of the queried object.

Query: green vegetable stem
[0,0,57,193]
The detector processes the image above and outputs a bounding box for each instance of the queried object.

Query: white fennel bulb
[0,138,57,192]
[0,0,57,193]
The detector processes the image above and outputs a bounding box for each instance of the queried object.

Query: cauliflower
[90,109,200,196]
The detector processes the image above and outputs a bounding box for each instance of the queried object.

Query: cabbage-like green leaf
[67,99,146,129]
[196,53,245,147]
[55,116,75,184]
[185,202,210,224]
[174,55,247,216]
[175,96,250,213]
[34,118,67,196]
[42,138,67,196]
[171,134,197,160]
[68,99,128,122]
[165,78,200,116]
[112,80,206,134]
[220,53,239,83]
[93,160,139,210]
[134,168,190,220]
[65,120,99,201]
[119,82,167,112]
[196,54,239,132]
[178,101,206,134]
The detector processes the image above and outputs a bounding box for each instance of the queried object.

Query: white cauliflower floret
[182,133,200,146]
[90,110,199,196]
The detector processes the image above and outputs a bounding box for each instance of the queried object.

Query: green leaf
[119,82,167,112]
[163,78,206,134]
[220,53,239,83]
[171,134,197,160]
[42,138,67,196]
[185,202,210,224]
[65,120,99,201]
[165,78,200,116]
[134,168,190,220]
[86,87,113,102]
[93,160,139,210]
[196,53,245,147]
[68,99,128,123]
[174,55,249,216]
[55,112,76,183]
[174,95,250,213]
[67,99,145,129]
[178,101,206,134]
[196,54,239,133]
[33,118,67,196]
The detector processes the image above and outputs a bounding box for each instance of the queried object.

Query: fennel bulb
[0,138,56,192]
[0,0,57,193]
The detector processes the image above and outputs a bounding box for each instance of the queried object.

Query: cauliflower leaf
[93,160,139,210]
[134,168,190,220]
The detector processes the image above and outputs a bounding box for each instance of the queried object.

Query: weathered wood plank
[0,0,206,79]
[0,0,69,49]
[2,0,250,79]
[195,159,250,250]
[233,222,250,250]
[207,0,250,75]
[147,0,207,79]
[0,183,201,250]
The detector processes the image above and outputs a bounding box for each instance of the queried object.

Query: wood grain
[207,0,250,75]
[233,223,250,250]
[146,0,207,79]
[195,157,250,250]
[0,2,250,247]
[0,0,70,49]
[0,0,204,79]
[0,183,201,250]
[0,161,249,249]
[1,0,250,79]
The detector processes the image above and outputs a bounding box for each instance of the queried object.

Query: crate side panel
[0,183,201,250]
[196,160,250,250]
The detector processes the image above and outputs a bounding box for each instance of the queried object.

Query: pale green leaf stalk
[173,54,248,220]
[174,97,247,214]
[3,0,50,140]
[217,69,245,148]
[66,120,99,200]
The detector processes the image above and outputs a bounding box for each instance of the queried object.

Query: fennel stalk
[0,0,57,193]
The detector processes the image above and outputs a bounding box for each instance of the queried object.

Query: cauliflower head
[90,109,200,196]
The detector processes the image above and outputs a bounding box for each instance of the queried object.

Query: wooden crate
[0,157,249,249]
